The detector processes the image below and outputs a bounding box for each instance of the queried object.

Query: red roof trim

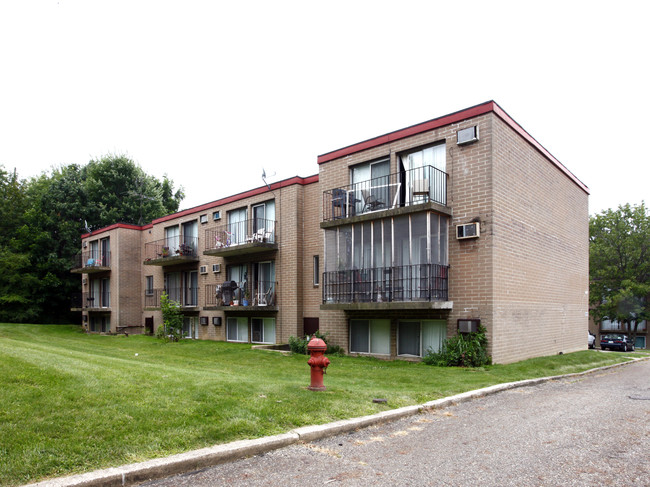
[489,104,589,193]
[151,174,319,224]
[317,101,495,164]
[317,101,588,194]
[81,223,143,239]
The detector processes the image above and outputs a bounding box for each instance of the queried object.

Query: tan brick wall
[316,111,588,364]
[488,115,588,363]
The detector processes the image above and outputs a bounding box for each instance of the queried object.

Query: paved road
[142,359,650,487]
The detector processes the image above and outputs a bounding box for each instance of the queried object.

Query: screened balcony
[204,218,277,257]
[71,251,111,273]
[144,236,199,265]
[323,165,447,222]
[321,212,451,309]
[322,263,449,305]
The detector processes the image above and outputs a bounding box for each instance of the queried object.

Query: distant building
[71,101,589,364]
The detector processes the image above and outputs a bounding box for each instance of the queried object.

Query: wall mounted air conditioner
[457,125,479,145]
[212,264,221,273]
[458,319,480,333]
[456,222,480,240]
[200,265,208,274]
[200,316,209,325]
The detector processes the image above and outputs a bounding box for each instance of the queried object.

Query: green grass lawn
[0,324,642,486]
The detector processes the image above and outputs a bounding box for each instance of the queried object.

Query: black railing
[323,165,447,221]
[322,264,448,304]
[72,251,111,270]
[205,218,276,251]
[145,287,198,308]
[144,236,199,261]
[206,280,278,307]
[71,291,111,309]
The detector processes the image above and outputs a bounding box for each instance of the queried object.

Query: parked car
[600,333,635,352]
[588,331,596,349]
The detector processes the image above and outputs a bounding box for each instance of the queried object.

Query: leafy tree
[83,154,184,228]
[590,202,650,344]
[0,156,184,324]
[158,293,183,341]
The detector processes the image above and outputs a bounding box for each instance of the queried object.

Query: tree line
[0,155,184,323]
[590,202,649,343]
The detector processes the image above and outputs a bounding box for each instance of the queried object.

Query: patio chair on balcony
[247,228,265,243]
[361,189,385,212]
[331,188,347,219]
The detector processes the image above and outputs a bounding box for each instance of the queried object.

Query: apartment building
[72,175,322,344]
[72,101,589,364]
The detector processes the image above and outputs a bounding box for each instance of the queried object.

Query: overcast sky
[1,0,647,217]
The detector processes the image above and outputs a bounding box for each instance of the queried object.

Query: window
[183,270,198,307]
[145,276,154,295]
[252,318,275,343]
[227,207,248,245]
[399,143,446,205]
[165,225,180,251]
[254,261,275,306]
[350,319,390,355]
[398,320,446,357]
[165,272,181,303]
[182,317,199,339]
[351,157,390,215]
[252,200,275,242]
[313,255,320,286]
[200,214,208,224]
[227,317,248,342]
[227,264,247,301]
[182,220,198,253]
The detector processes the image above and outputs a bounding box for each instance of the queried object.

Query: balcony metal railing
[322,264,449,304]
[205,280,278,307]
[72,251,111,270]
[205,218,276,251]
[145,287,199,308]
[323,165,447,222]
[71,291,111,309]
[144,236,199,261]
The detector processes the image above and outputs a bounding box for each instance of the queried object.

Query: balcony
[322,165,447,223]
[321,264,451,311]
[70,292,111,310]
[205,281,278,311]
[144,237,199,266]
[204,218,277,258]
[144,287,199,309]
[71,251,111,274]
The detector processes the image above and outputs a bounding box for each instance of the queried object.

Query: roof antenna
[262,168,276,191]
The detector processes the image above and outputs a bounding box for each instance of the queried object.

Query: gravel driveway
[142,358,650,487]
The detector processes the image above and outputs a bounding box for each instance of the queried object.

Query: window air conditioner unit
[458,319,480,333]
[212,264,221,273]
[213,211,221,221]
[200,316,209,325]
[457,126,479,145]
[200,265,208,274]
[456,222,480,240]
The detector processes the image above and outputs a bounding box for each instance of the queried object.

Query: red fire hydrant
[307,336,330,391]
